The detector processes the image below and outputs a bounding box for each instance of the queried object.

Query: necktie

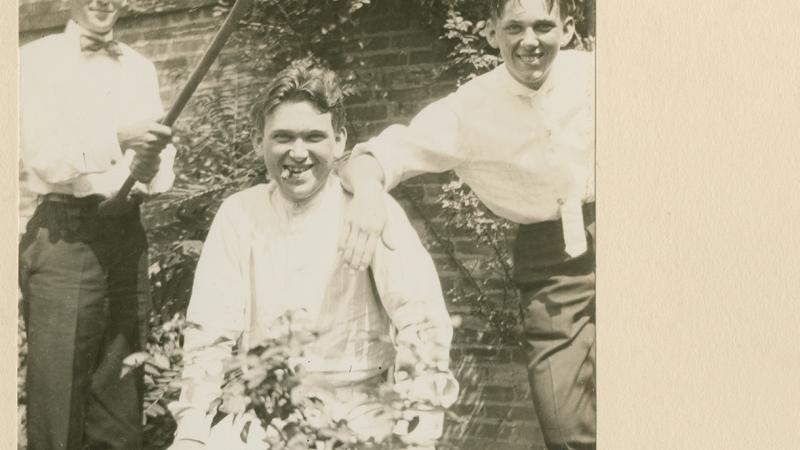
[80,35,122,58]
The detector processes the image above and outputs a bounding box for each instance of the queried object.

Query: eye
[306,132,327,143]
[272,133,293,144]
[535,23,557,33]
[504,24,523,34]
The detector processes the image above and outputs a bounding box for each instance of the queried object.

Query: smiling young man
[167,62,458,450]
[338,1,595,448]
[19,0,176,448]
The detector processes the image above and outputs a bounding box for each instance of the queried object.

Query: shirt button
[110,159,117,165]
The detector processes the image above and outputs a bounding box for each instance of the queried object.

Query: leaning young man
[339,1,595,449]
[19,0,176,448]
[167,62,458,450]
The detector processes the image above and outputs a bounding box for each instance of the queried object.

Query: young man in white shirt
[18,1,176,448]
[168,62,458,450]
[339,1,595,449]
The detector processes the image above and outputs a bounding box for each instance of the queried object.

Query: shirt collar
[65,19,116,55]
[270,175,341,225]
[494,60,558,99]
[65,20,115,41]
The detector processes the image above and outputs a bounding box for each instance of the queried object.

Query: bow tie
[80,35,122,58]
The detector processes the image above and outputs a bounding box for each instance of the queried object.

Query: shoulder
[447,64,506,111]
[215,184,273,225]
[118,43,158,73]
[20,33,65,65]
[555,50,594,87]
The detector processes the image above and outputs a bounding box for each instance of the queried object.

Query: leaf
[207,397,223,416]
[239,420,252,443]
[120,352,150,379]
[407,414,420,433]
[151,353,171,370]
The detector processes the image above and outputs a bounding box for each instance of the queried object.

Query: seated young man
[167,62,458,449]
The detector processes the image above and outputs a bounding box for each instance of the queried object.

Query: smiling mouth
[518,53,544,65]
[280,163,314,180]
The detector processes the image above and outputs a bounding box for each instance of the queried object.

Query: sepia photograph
[17,0,596,449]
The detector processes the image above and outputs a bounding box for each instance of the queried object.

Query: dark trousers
[19,196,148,450]
[514,203,596,450]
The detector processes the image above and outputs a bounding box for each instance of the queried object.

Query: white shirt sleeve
[351,94,466,190]
[371,196,459,406]
[169,199,250,443]
[19,45,122,185]
[370,196,459,446]
[71,60,176,196]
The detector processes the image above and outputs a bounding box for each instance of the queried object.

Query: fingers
[130,154,160,183]
[148,122,173,138]
[349,231,372,272]
[340,220,359,272]
[352,232,378,271]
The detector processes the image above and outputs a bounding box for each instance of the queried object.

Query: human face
[487,0,575,90]
[69,0,126,35]
[253,100,346,204]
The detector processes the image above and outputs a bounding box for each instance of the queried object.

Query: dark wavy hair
[250,59,346,136]
[489,0,573,20]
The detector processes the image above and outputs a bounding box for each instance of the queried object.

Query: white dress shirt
[352,50,594,224]
[20,20,176,198]
[170,177,458,443]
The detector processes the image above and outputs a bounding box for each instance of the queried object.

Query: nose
[520,27,539,47]
[288,140,309,161]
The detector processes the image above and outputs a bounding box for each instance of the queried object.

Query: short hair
[489,0,573,20]
[250,60,346,136]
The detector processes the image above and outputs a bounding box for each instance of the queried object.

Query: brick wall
[19,2,543,449]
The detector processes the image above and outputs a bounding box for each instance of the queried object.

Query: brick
[498,422,544,445]
[480,385,515,402]
[349,35,391,52]
[392,32,436,48]
[386,86,429,102]
[345,104,387,122]
[18,4,545,449]
[463,421,500,439]
[363,52,408,67]
[359,15,412,33]
[169,38,209,54]
[155,57,189,71]
[431,81,458,97]
[485,404,511,419]
[462,347,511,364]
[409,49,439,65]
[508,406,536,421]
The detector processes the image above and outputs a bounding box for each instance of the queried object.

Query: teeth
[281,165,313,178]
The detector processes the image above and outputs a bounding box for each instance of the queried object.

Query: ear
[485,19,500,49]
[251,128,265,156]
[333,127,348,158]
[559,16,576,48]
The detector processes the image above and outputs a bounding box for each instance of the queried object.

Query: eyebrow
[503,17,558,26]
[269,128,329,136]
